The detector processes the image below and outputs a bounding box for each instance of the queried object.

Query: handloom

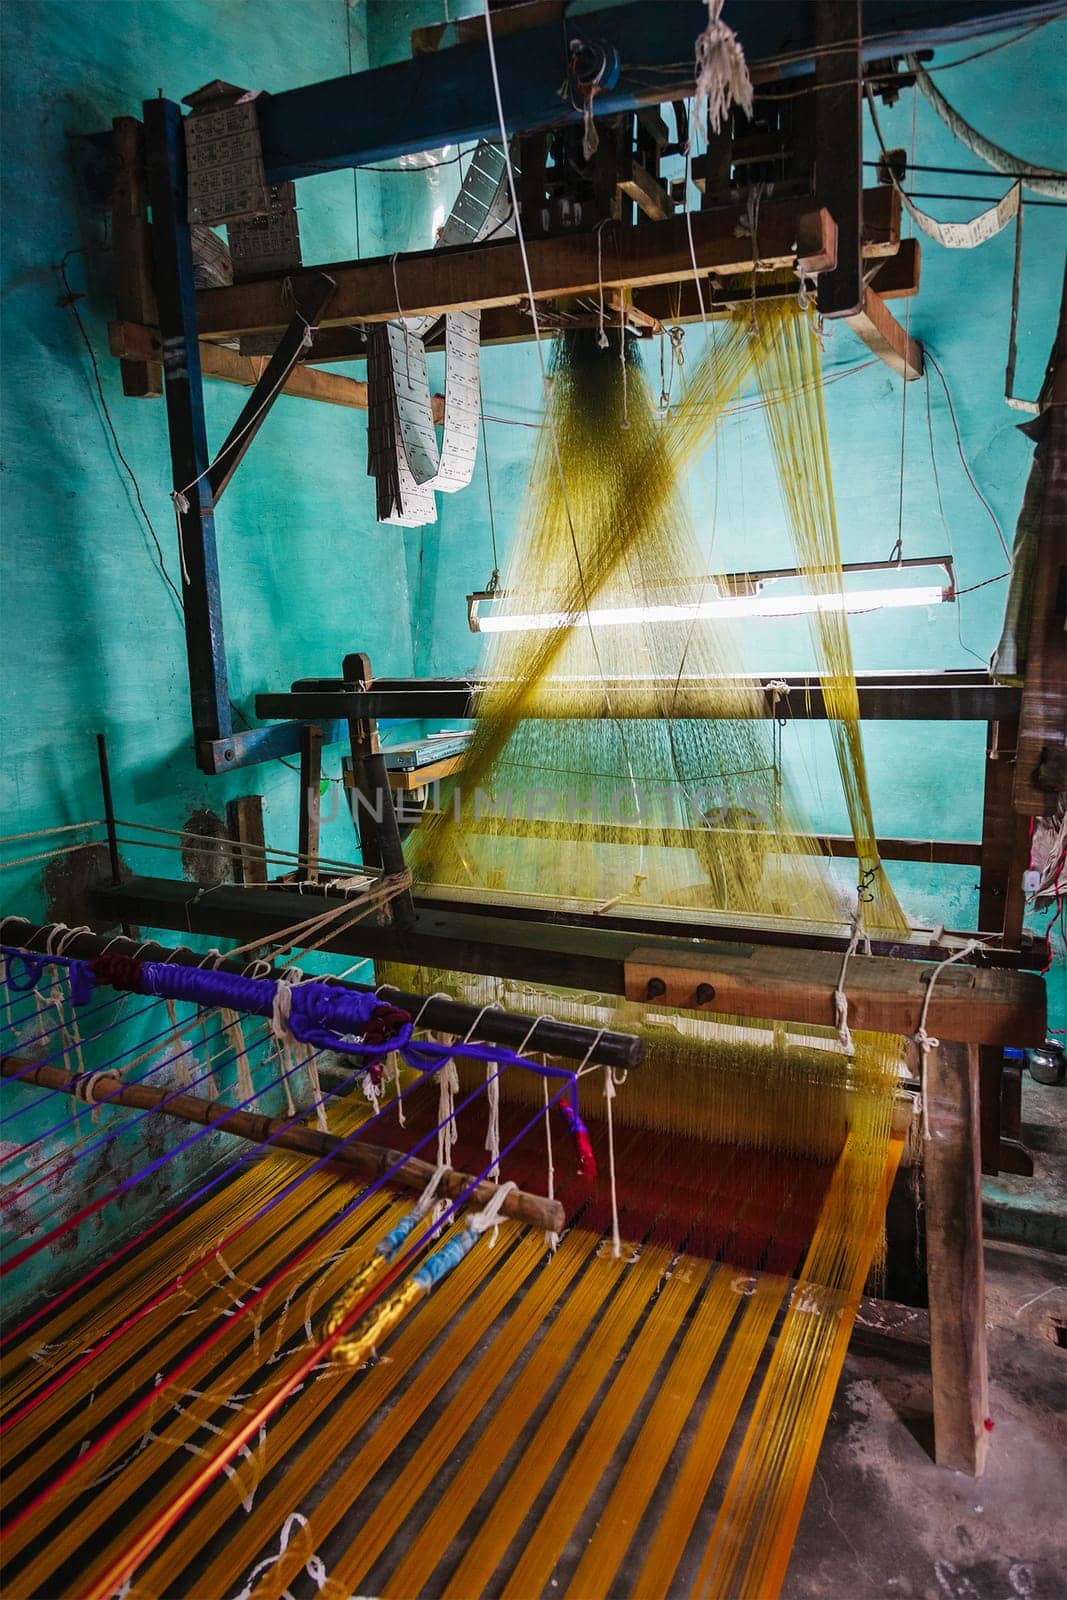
[5,5,1061,1593]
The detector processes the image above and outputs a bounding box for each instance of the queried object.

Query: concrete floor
[785,1238,1066,1600]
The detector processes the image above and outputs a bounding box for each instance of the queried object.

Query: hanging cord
[888,87,919,564]
[594,218,611,350]
[479,400,501,592]
[603,1060,622,1259]
[913,939,986,1139]
[53,253,184,617]
[832,907,872,1054]
[482,0,631,750]
[693,0,753,142]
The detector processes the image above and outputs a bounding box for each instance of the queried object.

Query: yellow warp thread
[329,1275,425,1368]
[320,1249,389,1342]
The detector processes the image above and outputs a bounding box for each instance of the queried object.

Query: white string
[411,1162,449,1221]
[603,1063,621,1259]
[914,939,985,1140]
[832,910,871,1054]
[469,1179,517,1236]
[693,0,754,139]
[595,219,610,349]
[542,1070,559,1253]
[481,0,626,735]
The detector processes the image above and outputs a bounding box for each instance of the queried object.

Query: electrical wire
[925,348,1012,564]
[55,254,184,615]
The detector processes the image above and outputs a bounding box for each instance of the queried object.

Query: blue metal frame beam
[257,0,1065,180]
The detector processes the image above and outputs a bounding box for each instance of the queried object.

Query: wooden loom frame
[84,0,1064,1487]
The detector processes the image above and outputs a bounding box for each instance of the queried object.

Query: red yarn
[91,953,145,992]
[361,1002,411,1047]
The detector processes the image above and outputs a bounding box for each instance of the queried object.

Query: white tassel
[694,0,753,139]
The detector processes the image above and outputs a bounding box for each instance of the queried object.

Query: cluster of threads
[411,308,902,933]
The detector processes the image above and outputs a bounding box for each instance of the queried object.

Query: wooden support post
[226,796,267,886]
[978,720,1029,945]
[923,1040,989,1475]
[815,0,863,318]
[1013,277,1067,813]
[111,117,162,398]
[843,287,924,379]
[342,653,415,930]
[207,271,336,503]
[298,724,324,884]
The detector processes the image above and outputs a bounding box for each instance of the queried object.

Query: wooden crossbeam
[90,878,1046,1049]
[844,287,924,380]
[193,199,853,337]
[1,1055,565,1232]
[622,945,1045,1048]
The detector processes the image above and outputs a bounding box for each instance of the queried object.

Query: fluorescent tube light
[468,556,955,634]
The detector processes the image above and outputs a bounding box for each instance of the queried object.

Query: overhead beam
[195,201,846,337]
[89,879,1046,1048]
[253,0,1064,179]
[108,322,447,420]
[254,671,1022,723]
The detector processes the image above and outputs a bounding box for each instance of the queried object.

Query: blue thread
[413,1227,477,1291]
[0,945,586,1126]
[4,951,48,993]
[378,1212,419,1261]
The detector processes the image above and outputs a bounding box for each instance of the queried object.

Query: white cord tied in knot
[604,1062,621,1260]
[485,1065,501,1181]
[171,489,191,515]
[469,1180,517,1238]
[412,1164,448,1222]
[269,979,292,1041]
[694,0,753,139]
[913,939,984,1140]
[832,910,871,1055]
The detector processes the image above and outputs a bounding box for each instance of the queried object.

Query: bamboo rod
[0,1056,565,1233]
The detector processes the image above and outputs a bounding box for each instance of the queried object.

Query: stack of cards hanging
[367,142,514,525]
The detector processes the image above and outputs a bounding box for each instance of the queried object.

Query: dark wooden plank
[297,724,323,884]
[111,117,162,398]
[255,674,1022,723]
[88,877,1047,1047]
[978,720,1030,942]
[816,0,863,318]
[623,945,1045,1048]
[143,97,231,757]
[924,1041,990,1475]
[1014,278,1067,813]
[226,795,267,886]
[342,653,415,930]
[195,200,843,336]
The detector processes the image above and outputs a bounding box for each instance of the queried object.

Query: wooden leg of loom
[924,1040,990,1476]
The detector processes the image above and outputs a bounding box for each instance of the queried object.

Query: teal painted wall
[0,0,412,1306]
[1,3,1063,1307]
